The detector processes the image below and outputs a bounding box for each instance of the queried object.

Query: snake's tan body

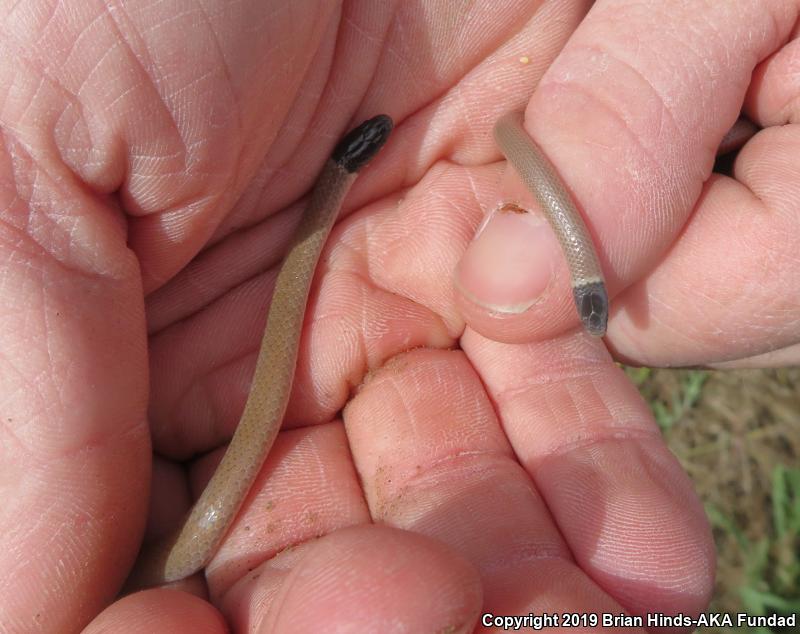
[129,116,392,587]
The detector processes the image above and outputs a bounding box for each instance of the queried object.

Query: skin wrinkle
[195,7,238,117]
[173,349,243,450]
[675,228,787,339]
[97,8,180,142]
[78,31,127,96]
[330,220,451,344]
[575,41,686,156]
[478,2,537,65]
[378,452,520,527]
[497,361,664,464]
[590,372,641,422]
[151,282,262,438]
[492,359,607,403]
[100,13,245,224]
[535,422,662,470]
[545,78,662,206]
[647,295,709,347]
[539,374,582,437]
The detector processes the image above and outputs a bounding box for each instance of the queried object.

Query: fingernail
[455,201,561,313]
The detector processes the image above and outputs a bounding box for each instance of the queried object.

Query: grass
[627,368,800,633]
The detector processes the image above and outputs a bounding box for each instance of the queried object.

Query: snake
[494,111,608,336]
[129,114,395,586]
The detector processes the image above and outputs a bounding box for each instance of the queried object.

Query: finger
[747,32,800,125]
[345,348,649,628]
[461,328,714,619]
[609,123,800,366]
[456,0,799,343]
[609,21,800,366]
[709,341,800,369]
[84,589,226,634]
[218,526,482,634]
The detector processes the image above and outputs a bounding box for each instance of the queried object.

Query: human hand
[1,1,797,632]
[456,1,800,370]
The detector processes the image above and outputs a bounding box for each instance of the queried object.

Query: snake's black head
[332,114,393,173]
[573,281,608,337]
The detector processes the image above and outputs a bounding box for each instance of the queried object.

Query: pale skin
[0,1,798,633]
